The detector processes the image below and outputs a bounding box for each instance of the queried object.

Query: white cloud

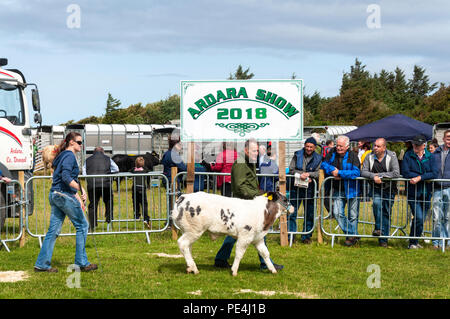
[2,0,448,124]
[1,0,448,58]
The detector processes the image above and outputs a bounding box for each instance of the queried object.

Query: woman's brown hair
[52,132,81,168]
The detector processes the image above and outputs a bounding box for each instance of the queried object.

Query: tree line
[63,60,449,126]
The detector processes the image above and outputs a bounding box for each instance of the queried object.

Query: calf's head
[262,191,294,231]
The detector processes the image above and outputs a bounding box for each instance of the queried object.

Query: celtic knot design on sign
[215,122,270,137]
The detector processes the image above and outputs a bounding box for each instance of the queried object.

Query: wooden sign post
[186,142,195,194]
[278,142,289,247]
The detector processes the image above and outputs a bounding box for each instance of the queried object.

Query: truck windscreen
[0,81,25,125]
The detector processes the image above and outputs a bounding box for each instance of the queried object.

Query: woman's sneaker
[34,267,58,273]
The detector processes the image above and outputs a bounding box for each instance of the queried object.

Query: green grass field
[1,177,449,299]
[1,228,448,299]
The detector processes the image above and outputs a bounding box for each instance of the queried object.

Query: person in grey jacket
[431,129,450,249]
[361,138,400,247]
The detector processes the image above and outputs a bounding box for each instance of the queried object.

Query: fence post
[186,142,195,194]
[19,171,26,247]
[171,167,178,240]
[278,141,288,247]
[316,169,324,244]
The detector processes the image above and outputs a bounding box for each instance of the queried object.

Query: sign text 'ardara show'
[180,80,303,141]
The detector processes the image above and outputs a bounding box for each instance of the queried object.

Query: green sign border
[180,79,303,142]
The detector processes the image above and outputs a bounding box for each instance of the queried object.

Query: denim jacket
[50,150,80,195]
[433,145,450,188]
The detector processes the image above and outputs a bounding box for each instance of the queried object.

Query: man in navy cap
[401,134,438,249]
[287,136,322,244]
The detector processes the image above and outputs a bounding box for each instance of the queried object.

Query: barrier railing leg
[145,231,151,245]
[331,235,335,248]
[1,240,10,253]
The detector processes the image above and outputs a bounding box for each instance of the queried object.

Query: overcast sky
[1,0,449,125]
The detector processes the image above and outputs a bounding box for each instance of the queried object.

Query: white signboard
[180,80,303,141]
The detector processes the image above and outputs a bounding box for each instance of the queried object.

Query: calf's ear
[266,191,278,202]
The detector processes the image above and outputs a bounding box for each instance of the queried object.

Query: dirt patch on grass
[0,271,29,283]
[237,289,276,296]
[149,253,184,258]
[235,289,318,299]
[187,290,202,296]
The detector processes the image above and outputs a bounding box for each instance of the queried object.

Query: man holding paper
[287,137,322,244]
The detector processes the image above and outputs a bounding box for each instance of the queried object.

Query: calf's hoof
[186,267,199,274]
[232,271,238,277]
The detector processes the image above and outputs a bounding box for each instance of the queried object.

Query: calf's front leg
[254,239,277,274]
[231,237,251,276]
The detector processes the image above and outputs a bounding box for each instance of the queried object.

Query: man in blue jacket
[431,130,450,249]
[401,134,438,249]
[321,135,361,246]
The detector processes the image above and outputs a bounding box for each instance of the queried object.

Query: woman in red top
[210,142,238,197]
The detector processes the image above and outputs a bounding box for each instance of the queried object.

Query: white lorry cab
[0,58,42,231]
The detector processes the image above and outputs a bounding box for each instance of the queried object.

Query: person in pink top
[209,142,238,197]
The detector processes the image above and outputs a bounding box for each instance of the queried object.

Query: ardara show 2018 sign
[180,80,303,141]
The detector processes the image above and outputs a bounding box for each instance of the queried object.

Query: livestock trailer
[33,123,178,172]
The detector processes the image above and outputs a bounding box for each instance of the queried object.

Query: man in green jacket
[231,141,260,200]
[214,139,284,271]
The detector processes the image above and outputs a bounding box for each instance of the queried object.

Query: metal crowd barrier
[25,173,170,247]
[320,177,449,252]
[0,180,24,252]
[7,170,447,253]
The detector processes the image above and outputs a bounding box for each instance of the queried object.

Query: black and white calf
[172,191,294,276]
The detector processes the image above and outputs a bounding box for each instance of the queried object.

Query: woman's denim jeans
[432,187,450,247]
[35,191,90,270]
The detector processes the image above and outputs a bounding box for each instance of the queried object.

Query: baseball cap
[411,135,427,145]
